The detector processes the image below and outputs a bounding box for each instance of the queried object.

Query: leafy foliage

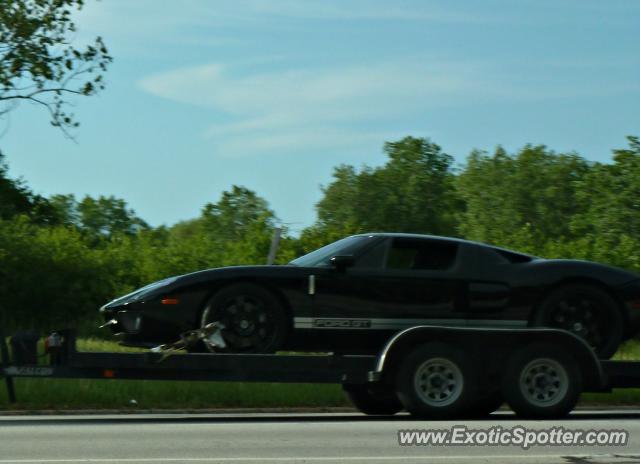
[310,137,460,248]
[456,145,590,253]
[0,0,112,134]
[0,151,58,224]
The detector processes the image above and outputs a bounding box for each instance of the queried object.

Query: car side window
[386,238,458,270]
[354,238,388,269]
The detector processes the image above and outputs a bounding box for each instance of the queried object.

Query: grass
[611,339,640,360]
[0,379,348,410]
[2,338,640,410]
[579,339,640,406]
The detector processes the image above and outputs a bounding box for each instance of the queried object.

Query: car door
[464,244,525,325]
[310,236,467,331]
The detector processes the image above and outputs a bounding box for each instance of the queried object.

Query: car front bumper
[100,304,183,345]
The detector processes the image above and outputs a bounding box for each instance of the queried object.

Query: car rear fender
[529,277,629,329]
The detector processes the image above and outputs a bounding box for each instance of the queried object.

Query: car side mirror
[330,255,355,271]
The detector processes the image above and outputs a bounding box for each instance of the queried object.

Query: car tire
[534,284,623,359]
[200,283,287,353]
[344,384,403,415]
[395,343,478,419]
[502,343,581,419]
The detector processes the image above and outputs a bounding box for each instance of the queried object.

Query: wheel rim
[208,294,275,351]
[547,295,609,352]
[414,357,463,407]
[519,358,568,407]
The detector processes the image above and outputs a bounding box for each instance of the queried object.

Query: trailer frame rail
[1,329,376,404]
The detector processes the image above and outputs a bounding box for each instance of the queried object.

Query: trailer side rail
[0,329,377,403]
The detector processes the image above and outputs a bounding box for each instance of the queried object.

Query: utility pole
[266,227,282,265]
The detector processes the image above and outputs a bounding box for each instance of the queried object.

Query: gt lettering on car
[313,318,372,329]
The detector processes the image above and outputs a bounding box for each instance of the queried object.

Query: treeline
[1,135,639,332]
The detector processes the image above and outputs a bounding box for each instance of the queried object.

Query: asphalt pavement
[2,411,640,463]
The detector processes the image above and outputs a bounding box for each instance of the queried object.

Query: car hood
[102,265,310,310]
[171,264,309,285]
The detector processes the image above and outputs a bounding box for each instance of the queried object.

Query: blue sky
[2,0,639,232]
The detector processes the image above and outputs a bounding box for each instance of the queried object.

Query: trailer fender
[369,325,605,391]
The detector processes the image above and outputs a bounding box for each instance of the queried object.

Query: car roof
[353,233,539,259]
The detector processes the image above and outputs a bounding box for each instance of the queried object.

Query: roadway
[1,411,640,463]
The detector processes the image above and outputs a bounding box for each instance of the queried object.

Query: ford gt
[100,233,640,358]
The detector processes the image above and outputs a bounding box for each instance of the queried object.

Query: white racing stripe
[293,317,527,330]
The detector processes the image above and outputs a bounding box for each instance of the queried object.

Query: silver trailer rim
[414,357,463,407]
[519,358,569,407]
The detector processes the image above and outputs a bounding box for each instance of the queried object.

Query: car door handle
[308,274,315,295]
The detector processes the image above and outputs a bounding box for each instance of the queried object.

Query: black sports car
[100,233,640,358]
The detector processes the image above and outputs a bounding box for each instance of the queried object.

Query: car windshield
[289,235,374,267]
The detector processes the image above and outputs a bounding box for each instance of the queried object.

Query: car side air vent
[496,249,533,264]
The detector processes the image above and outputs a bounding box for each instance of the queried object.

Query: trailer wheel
[201,283,287,353]
[395,343,477,419]
[502,344,581,418]
[343,385,403,415]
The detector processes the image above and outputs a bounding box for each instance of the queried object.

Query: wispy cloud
[142,60,480,111]
[138,56,639,157]
[73,0,497,57]
[139,59,487,156]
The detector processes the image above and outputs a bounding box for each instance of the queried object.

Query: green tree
[200,185,292,266]
[201,186,276,240]
[0,151,58,224]
[0,151,32,219]
[563,136,640,270]
[77,195,148,238]
[48,193,78,225]
[47,193,149,238]
[0,0,112,134]
[457,145,591,254]
[308,136,461,250]
[0,216,115,331]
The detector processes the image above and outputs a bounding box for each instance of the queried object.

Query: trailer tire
[502,343,581,418]
[395,343,478,419]
[343,385,403,415]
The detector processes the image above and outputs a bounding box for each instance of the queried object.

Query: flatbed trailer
[3,326,640,419]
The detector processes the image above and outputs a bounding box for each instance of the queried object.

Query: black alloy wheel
[534,284,623,359]
[201,283,287,353]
